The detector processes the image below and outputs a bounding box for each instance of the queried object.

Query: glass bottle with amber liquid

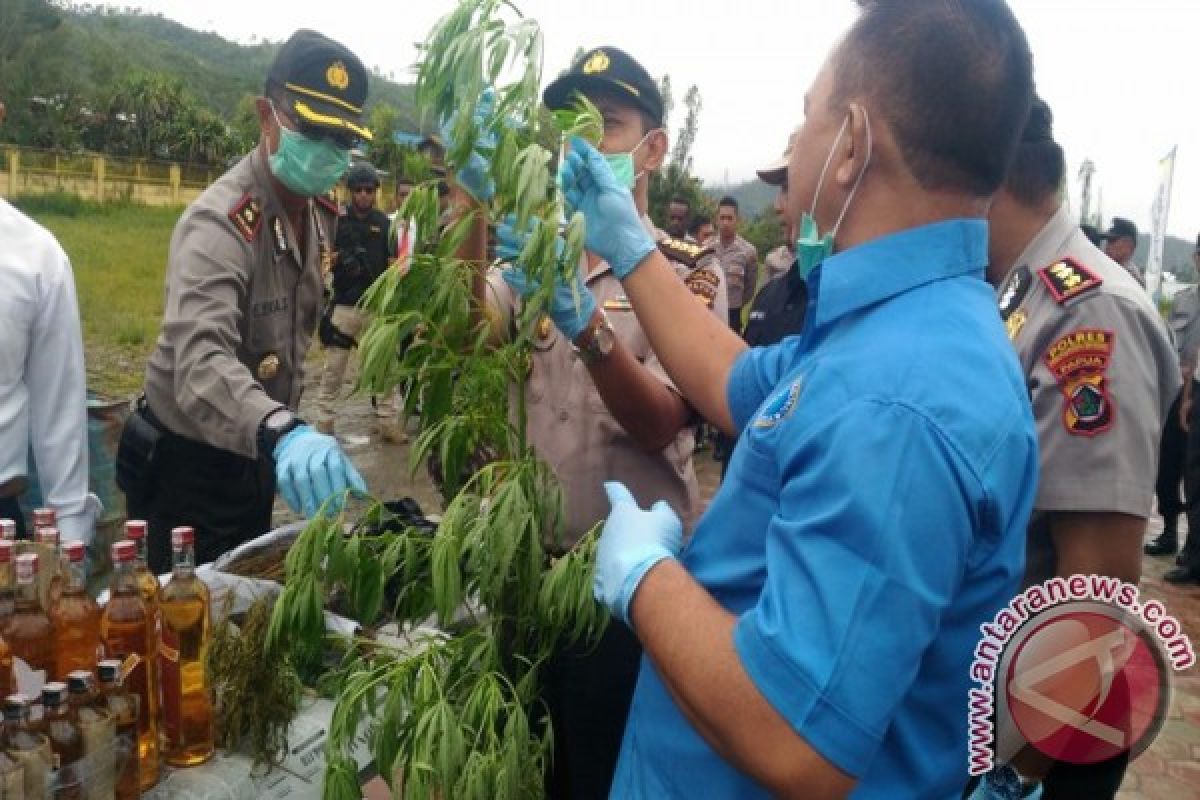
[99,543,157,791]
[38,683,83,800]
[158,527,213,767]
[0,520,14,541]
[68,671,115,800]
[8,553,54,685]
[120,523,157,750]
[50,543,100,681]
[4,693,52,799]
[0,542,15,702]
[33,529,64,618]
[96,661,139,800]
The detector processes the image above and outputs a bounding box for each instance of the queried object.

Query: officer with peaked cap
[118,30,370,572]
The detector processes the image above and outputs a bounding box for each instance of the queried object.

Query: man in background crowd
[712,196,759,331]
[689,213,714,245]
[666,195,692,240]
[758,143,796,285]
[316,162,405,442]
[1101,216,1144,286]
[1,198,98,544]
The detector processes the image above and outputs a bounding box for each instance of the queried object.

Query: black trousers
[124,422,275,574]
[541,621,642,800]
[0,495,28,539]
[1181,389,1200,570]
[1154,391,1187,522]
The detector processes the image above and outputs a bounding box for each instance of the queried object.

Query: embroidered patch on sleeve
[1043,328,1116,437]
[1037,258,1103,305]
[683,267,720,308]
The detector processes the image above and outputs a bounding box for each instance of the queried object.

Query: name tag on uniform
[252,297,289,318]
[603,295,633,312]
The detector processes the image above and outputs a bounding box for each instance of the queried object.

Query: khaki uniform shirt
[486,217,728,548]
[144,148,337,459]
[996,204,1179,585]
[712,235,759,310]
[1166,285,1200,373]
[763,245,794,286]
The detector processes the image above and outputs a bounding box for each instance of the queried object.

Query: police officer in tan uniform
[446,46,727,800]
[712,196,759,331]
[117,30,369,572]
[977,97,1178,800]
[758,145,796,286]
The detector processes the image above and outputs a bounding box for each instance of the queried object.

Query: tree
[669,84,701,176]
[649,82,706,228]
[365,102,405,177]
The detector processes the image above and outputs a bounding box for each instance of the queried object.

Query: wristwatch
[257,408,303,457]
[572,311,616,366]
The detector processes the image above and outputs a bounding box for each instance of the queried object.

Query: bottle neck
[64,560,86,594]
[172,544,196,577]
[15,574,40,611]
[111,561,139,594]
[133,539,150,570]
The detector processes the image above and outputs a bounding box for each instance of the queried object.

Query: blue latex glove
[594,481,683,625]
[273,425,367,518]
[439,87,496,202]
[558,137,657,279]
[497,215,596,340]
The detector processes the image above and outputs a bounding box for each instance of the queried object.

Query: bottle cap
[67,671,94,694]
[171,526,195,549]
[112,540,136,565]
[0,540,13,563]
[124,520,147,541]
[97,660,122,684]
[35,527,59,546]
[64,540,86,563]
[15,553,38,583]
[32,509,55,528]
[0,520,15,540]
[2,695,29,720]
[41,682,68,706]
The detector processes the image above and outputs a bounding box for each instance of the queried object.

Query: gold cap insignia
[257,354,281,381]
[582,51,610,75]
[326,61,350,91]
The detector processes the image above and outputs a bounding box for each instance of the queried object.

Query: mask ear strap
[831,107,873,238]
[631,128,661,184]
[810,116,849,214]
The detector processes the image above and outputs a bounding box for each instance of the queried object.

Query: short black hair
[689,214,711,235]
[1004,96,1065,207]
[833,0,1034,196]
[718,196,738,212]
[670,195,691,209]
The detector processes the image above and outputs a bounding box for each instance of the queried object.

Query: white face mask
[794,106,873,278]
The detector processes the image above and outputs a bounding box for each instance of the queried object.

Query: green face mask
[794,108,873,280]
[269,106,352,197]
[602,130,656,190]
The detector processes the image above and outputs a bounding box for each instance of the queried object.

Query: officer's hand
[498,214,596,341]
[559,137,656,280]
[273,425,368,518]
[594,481,682,626]
[439,88,497,203]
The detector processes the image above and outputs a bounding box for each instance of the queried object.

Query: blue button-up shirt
[611,220,1037,799]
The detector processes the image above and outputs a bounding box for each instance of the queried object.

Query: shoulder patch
[1037,258,1103,305]
[684,267,720,308]
[998,265,1032,320]
[314,193,339,215]
[658,236,713,268]
[228,193,262,242]
[1043,328,1116,437]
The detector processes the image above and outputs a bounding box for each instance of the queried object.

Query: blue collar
[810,219,988,330]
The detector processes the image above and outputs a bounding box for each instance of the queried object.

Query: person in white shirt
[0,198,98,543]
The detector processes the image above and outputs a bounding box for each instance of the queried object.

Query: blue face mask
[269,105,352,197]
[794,108,873,279]
[603,130,656,190]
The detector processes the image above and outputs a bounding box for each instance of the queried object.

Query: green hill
[0,1,420,154]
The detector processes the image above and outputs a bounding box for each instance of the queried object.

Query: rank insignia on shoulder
[229,194,262,242]
[998,265,1032,320]
[603,295,633,312]
[684,267,720,308]
[658,236,713,268]
[1006,309,1027,341]
[1043,328,1116,437]
[1037,258,1102,305]
[270,216,289,256]
[314,193,339,215]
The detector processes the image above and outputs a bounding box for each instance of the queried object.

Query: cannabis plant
[267,1,610,797]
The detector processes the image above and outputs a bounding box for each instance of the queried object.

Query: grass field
[17,194,181,399]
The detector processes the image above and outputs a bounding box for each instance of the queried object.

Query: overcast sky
[95,0,1200,239]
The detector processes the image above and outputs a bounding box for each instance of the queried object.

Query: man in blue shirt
[552,0,1039,796]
